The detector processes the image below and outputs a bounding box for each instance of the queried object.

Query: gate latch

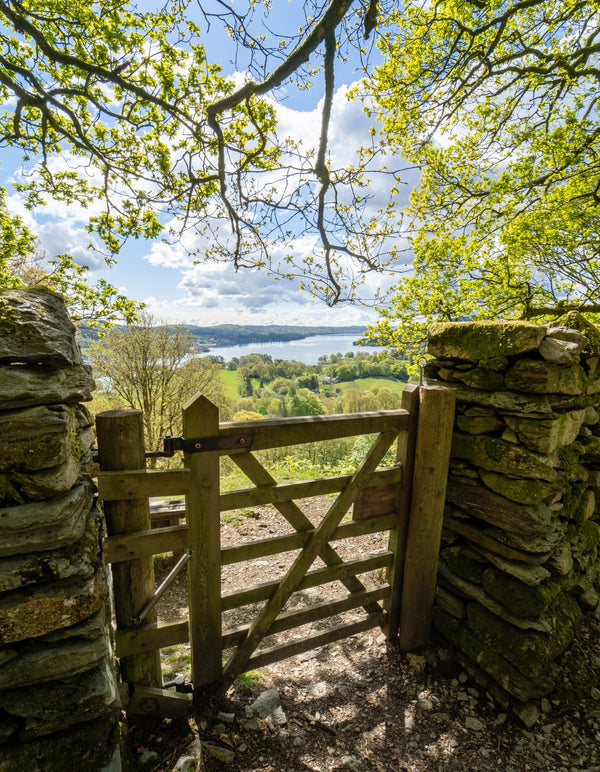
[146,432,253,458]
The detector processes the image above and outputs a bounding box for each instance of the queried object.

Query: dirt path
[132,498,600,772]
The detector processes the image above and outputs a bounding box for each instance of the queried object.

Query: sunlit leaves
[363,0,600,353]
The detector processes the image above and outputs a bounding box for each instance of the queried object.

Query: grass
[336,376,406,393]
[221,368,241,399]
[161,643,192,681]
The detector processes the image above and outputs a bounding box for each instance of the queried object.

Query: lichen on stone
[429,320,546,363]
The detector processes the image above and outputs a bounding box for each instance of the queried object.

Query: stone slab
[434,607,554,702]
[444,515,552,563]
[428,321,546,362]
[450,385,553,413]
[0,479,95,558]
[0,288,82,366]
[0,660,120,739]
[0,571,108,644]
[0,404,78,473]
[0,363,94,410]
[446,480,556,536]
[0,510,102,592]
[539,337,581,365]
[0,633,111,689]
[437,561,551,631]
[505,359,587,395]
[479,470,557,506]
[2,457,82,505]
[452,432,560,481]
[503,410,586,454]
[467,595,579,679]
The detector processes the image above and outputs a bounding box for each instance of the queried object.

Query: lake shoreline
[202,333,386,365]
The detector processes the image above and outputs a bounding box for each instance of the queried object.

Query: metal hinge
[145,432,253,459]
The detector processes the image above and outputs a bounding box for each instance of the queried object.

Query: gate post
[399,384,455,650]
[385,384,420,638]
[95,409,161,687]
[182,393,223,696]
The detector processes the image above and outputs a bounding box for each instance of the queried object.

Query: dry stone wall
[0,288,120,770]
[424,316,600,722]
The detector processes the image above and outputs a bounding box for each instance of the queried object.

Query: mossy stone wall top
[429,321,546,362]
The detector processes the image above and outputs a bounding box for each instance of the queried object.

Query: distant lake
[203,334,385,364]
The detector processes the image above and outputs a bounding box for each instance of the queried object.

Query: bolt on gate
[95,384,455,714]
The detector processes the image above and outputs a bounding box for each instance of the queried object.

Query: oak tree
[362,0,600,352]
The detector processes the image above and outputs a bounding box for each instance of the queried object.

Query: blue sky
[1,3,416,328]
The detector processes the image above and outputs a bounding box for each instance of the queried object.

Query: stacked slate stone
[424,316,600,722]
[0,289,120,768]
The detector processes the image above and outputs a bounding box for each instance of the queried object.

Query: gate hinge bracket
[152,432,253,457]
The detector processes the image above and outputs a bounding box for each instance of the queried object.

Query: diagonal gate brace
[222,428,399,689]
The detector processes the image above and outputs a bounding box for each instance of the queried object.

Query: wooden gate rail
[114,551,393,660]
[96,385,455,701]
[99,466,401,563]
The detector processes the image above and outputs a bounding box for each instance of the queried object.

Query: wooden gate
[96,384,455,710]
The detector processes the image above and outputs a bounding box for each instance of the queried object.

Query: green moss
[467,599,576,679]
[556,442,585,481]
[441,546,484,584]
[576,519,600,555]
[560,483,587,520]
[433,606,553,701]
[481,566,566,617]
[556,312,600,347]
[479,356,509,371]
[429,320,546,363]
[551,646,597,707]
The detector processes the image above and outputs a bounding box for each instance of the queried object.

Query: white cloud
[1,72,417,327]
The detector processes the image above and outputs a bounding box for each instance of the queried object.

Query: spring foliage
[362,0,600,352]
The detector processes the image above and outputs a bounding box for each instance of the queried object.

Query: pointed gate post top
[182,392,219,416]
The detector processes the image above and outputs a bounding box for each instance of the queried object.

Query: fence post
[95,409,161,687]
[384,384,420,638]
[182,393,223,696]
[399,384,455,650]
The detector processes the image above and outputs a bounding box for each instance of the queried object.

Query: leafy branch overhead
[362,0,600,352]
[0,0,401,305]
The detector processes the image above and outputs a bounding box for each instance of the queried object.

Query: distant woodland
[78,324,367,351]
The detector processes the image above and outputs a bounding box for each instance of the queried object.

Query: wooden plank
[103,524,189,564]
[399,385,456,650]
[247,613,387,671]
[220,465,402,512]
[116,620,190,658]
[385,384,420,638]
[95,409,161,688]
[222,428,399,688]
[221,531,306,566]
[183,394,223,694]
[352,483,396,520]
[333,513,396,540]
[219,410,409,452]
[103,510,396,565]
[97,468,191,501]
[222,586,389,648]
[221,552,393,611]
[127,685,192,718]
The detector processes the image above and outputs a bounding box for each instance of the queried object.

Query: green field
[336,377,406,393]
[221,368,241,398]
[220,369,405,399]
